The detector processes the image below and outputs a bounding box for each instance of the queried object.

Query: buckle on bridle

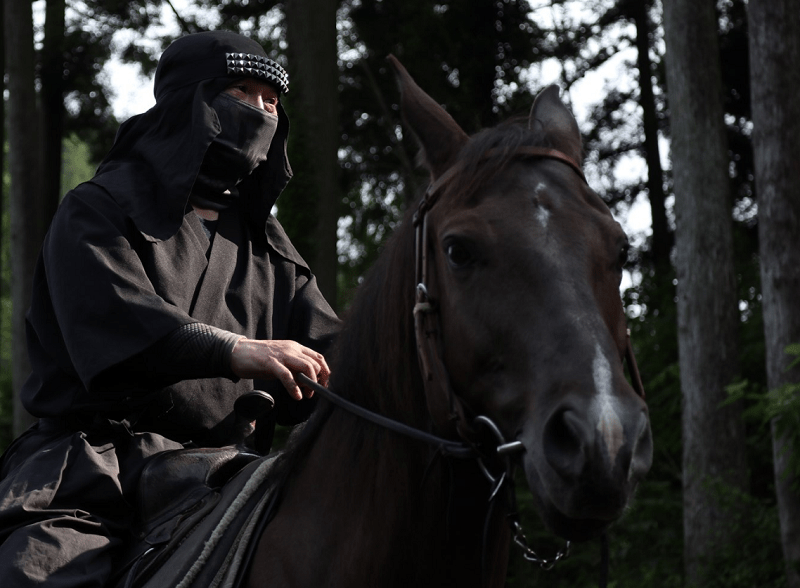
[413,283,435,316]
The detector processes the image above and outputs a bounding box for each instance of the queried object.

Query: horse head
[389,56,653,543]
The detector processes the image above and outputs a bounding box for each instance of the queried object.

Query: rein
[295,373,474,459]
[295,373,572,573]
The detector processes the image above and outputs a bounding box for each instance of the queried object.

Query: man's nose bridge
[246,93,264,110]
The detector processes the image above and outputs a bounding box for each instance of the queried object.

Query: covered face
[189,86,280,210]
[92,31,293,242]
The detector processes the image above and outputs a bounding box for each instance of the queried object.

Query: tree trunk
[41,0,66,216]
[5,0,44,436]
[748,1,800,585]
[662,0,749,584]
[631,0,670,267]
[0,0,5,358]
[284,0,340,309]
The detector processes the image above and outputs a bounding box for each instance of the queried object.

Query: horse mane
[265,200,422,486]
[265,113,577,485]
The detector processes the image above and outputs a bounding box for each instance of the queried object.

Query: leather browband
[419,145,586,217]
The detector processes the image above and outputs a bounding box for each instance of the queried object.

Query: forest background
[2,0,799,586]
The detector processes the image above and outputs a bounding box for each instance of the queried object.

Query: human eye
[261,94,278,113]
[225,80,249,95]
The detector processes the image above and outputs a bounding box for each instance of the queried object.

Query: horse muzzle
[522,394,653,541]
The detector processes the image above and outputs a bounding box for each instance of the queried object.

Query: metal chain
[510,518,571,571]
[471,415,572,571]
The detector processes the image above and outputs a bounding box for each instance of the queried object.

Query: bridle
[409,145,643,585]
[297,144,645,584]
[412,146,644,439]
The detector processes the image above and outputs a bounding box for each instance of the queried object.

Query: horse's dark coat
[237,57,652,588]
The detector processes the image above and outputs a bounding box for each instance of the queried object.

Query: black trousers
[0,419,182,587]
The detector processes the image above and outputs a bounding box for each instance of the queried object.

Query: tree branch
[165,0,194,35]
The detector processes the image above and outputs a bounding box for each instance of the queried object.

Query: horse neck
[252,219,510,586]
[268,407,508,587]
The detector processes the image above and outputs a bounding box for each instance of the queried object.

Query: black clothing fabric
[0,30,338,587]
[92,30,292,243]
[16,29,335,445]
[21,184,337,446]
[113,323,242,385]
[190,92,279,206]
[0,421,183,587]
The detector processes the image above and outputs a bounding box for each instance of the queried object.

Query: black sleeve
[40,185,199,391]
[96,323,242,389]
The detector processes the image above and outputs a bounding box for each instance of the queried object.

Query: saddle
[115,391,281,588]
[136,389,276,535]
[114,447,281,588]
[136,445,261,536]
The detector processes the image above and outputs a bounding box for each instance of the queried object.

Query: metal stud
[225,52,289,93]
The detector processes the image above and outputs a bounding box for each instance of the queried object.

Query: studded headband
[225,52,290,94]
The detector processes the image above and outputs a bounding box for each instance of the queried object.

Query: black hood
[91,30,292,242]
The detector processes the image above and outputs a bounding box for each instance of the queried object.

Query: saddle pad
[125,454,280,588]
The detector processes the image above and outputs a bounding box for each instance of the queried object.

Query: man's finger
[276,364,303,400]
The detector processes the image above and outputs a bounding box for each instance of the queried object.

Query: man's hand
[230,339,330,400]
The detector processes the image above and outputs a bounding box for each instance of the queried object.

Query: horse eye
[445,241,473,269]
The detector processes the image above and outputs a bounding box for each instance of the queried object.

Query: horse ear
[386,54,469,180]
[529,85,584,167]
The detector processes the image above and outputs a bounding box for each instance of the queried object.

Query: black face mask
[191,92,279,210]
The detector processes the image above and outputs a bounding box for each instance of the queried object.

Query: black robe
[22,180,338,446]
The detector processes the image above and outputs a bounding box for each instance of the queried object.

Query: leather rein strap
[295,373,475,458]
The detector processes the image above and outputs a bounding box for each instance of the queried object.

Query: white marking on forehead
[533,182,550,228]
[593,342,624,463]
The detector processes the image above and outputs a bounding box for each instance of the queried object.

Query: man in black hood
[0,31,339,586]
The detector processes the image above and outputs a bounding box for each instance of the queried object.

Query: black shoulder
[264,215,311,272]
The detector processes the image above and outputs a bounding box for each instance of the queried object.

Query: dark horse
[243,58,652,587]
[128,57,652,588]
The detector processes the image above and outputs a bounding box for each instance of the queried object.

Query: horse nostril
[543,409,589,481]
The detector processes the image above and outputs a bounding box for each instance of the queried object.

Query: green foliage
[0,362,11,452]
[276,94,321,268]
[334,0,557,300]
[726,345,800,491]
[61,133,96,194]
[0,132,95,449]
[690,479,787,588]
